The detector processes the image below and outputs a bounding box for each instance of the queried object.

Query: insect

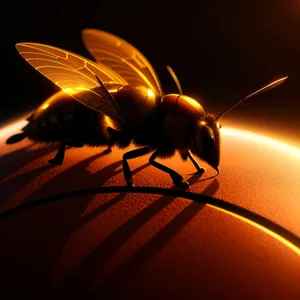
[8,29,287,189]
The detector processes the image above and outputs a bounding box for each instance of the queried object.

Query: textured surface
[0,119,300,299]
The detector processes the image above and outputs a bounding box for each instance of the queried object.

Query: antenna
[215,76,288,121]
[166,65,183,94]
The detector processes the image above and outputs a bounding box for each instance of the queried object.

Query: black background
[2,0,300,144]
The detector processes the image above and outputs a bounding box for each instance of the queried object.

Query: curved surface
[1,185,300,257]
[0,119,300,299]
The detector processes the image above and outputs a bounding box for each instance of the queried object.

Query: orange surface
[0,120,300,299]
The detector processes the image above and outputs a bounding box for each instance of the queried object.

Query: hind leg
[103,147,112,154]
[48,141,84,165]
[123,147,150,187]
[48,142,66,165]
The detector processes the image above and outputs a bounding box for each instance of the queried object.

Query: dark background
[2,0,300,145]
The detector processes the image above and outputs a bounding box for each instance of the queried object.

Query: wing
[16,42,128,124]
[81,29,164,97]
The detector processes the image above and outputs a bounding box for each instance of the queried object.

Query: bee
[8,29,287,189]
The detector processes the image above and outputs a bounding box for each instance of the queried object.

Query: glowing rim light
[41,103,49,110]
[181,95,201,108]
[63,87,87,95]
[209,205,300,256]
[104,115,115,129]
[147,88,155,98]
[223,127,300,158]
[0,120,28,140]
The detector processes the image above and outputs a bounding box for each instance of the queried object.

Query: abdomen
[24,90,111,146]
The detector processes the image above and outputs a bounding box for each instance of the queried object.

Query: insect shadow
[0,146,113,207]
[50,175,219,298]
[0,164,53,207]
[0,142,58,182]
[0,147,218,300]
[0,150,150,300]
[22,150,150,206]
[98,180,220,297]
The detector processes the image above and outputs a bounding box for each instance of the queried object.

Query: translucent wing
[16,42,128,124]
[82,29,164,97]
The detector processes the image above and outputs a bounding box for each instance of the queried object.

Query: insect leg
[123,147,150,187]
[149,150,189,189]
[103,147,112,154]
[48,141,84,165]
[187,151,205,173]
[48,142,66,165]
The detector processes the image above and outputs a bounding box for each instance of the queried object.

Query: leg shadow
[76,163,151,228]
[23,150,122,203]
[201,178,219,196]
[97,179,219,297]
[52,175,218,298]
[0,143,57,182]
[53,192,176,298]
[0,164,53,207]
[0,149,151,300]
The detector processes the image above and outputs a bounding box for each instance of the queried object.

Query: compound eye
[201,126,215,150]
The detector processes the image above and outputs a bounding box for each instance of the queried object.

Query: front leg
[149,150,189,189]
[123,147,150,187]
[187,151,205,173]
